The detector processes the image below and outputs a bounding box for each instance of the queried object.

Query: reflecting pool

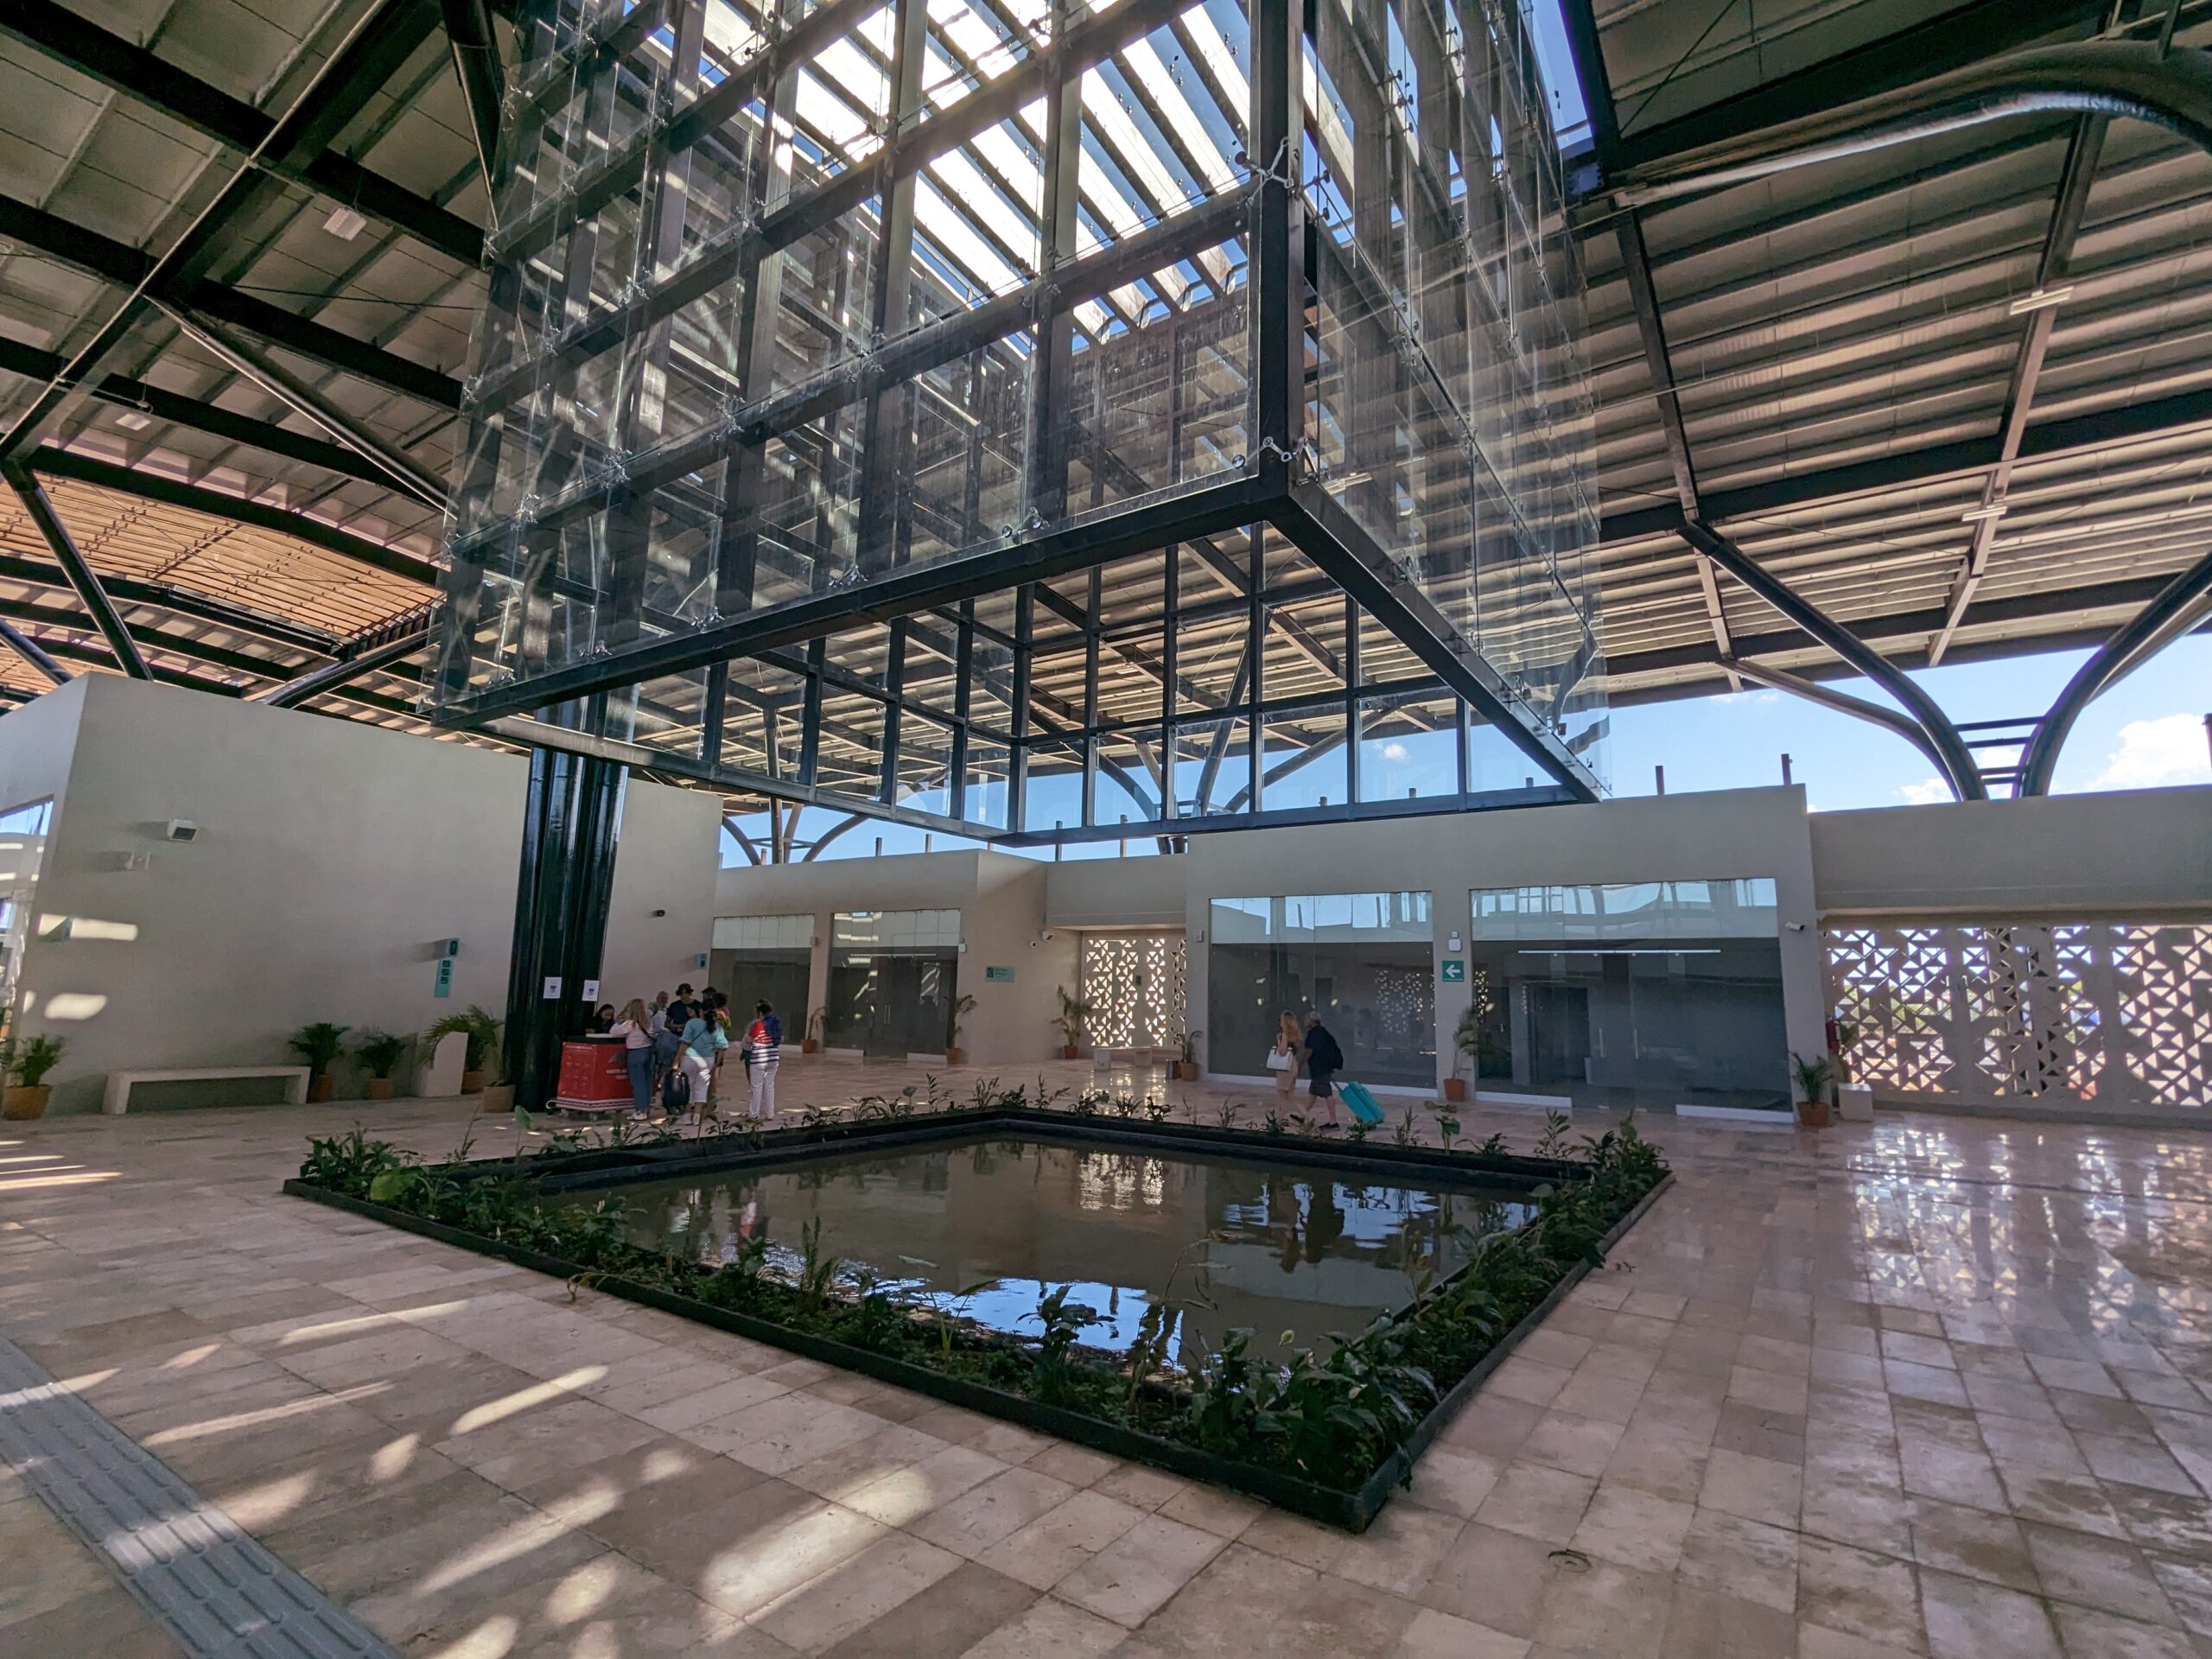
[568,1135,1535,1368]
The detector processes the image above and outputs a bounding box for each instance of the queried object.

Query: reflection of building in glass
[828,908,963,1053]
[1209,892,1434,1085]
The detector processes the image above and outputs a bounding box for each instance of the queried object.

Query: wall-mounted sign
[984,965,1014,982]
[434,958,454,999]
[582,979,601,1001]
[542,976,563,999]
[437,938,461,958]
[1440,959,1465,983]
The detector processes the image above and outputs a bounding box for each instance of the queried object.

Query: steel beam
[254,628,429,708]
[2016,538,2212,795]
[1,0,483,267]
[0,619,70,686]
[1930,110,2107,664]
[1678,518,1985,799]
[439,0,505,198]
[0,0,442,459]
[1727,659,1948,775]
[0,194,464,413]
[721,816,763,866]
[160,307,452,512]
[3,461,154,679]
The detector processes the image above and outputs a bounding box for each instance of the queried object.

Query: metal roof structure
[1,0,2207,838]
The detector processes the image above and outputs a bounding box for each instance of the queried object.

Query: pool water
[569,1135,1535,1369]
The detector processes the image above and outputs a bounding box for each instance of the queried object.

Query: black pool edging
[278,1152,1674,1532]
[483,1106,1592,1197]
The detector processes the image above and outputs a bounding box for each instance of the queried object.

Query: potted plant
[946,994,976,1065]
[423,1005,500,1093]
[1446,1003,1481,1103]
[1790,1051,1834,1129]
[354,1030,408,1100]
[1,1033,65,1121]
[1052,987,1092,1060]
[803,1007,826,1056]
[1174,1028,1201,1082]
[289,1022,348,1103]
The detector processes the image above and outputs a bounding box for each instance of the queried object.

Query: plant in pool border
[292,1106,1666,1510]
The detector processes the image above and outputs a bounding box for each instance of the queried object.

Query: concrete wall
[714,850,1077,1065]
[3,677,719,1112]
[1811,786,2212,916]
[1044,855,1185,929]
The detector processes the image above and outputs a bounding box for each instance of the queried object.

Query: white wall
[1811,786,2212,916]
[4,677,719,1112]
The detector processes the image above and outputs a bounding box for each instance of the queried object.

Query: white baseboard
[1474,1090,1574,1109]
[1674,1103,1795,1128]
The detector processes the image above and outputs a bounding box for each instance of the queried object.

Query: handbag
[1265,1048,1293,1072]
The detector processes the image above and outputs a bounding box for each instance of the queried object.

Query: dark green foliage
[295,1103,1664,1500]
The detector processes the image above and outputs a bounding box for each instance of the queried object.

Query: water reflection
[576,1137,1534,1367]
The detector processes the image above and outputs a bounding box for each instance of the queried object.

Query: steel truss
[429,0,1609,839]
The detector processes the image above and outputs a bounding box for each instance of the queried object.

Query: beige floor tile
[1476,1459,1597,1543]
[2022,1523,2176,1625]
[1918,1567,2061,1659]
[1053,1513,1228,1626]
[912,1468,1080,1559]
[953,1593,1127,1659]
[1661,1582,1798,1659]
[1534,1558,1675,1659]
[975,1489,1147,1591]
[839,1441,1007,1526]
[748,1529,963,1653]
[1570,1484,1696,1574]
[1701,1447,1802,1529]
[1524,1409,1627,1478]
[1906,1495,2037,1592]
[694,1499,889,1622]
[1679,1506,1799,1612]
[1392,1605,1533,1658]
[1798,1538,1927,1655]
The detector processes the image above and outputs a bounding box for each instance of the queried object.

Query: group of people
[595,985,783,1122]
[1268,1009,1347,1128]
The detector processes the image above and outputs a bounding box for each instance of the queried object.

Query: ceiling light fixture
[1961,502,2008,522]
[2007,284,2073,315]
[113,409,154,431]
[324,205,368,241]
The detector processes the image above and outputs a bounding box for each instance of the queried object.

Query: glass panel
[0,798,54,1033]
[1465,880,1789,1114]
[1208,893,1435,1087]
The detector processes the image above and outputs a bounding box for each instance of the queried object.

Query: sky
[723,633,2212,865]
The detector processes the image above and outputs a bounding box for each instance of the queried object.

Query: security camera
[163,819,199,842]
[1040,930,1054,942]
[651,908,667,918]
[1785,922,1808,932]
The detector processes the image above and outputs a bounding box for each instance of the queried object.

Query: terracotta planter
[461,1070,486,1094]
[308,1073,334,1103]
[945,1047,965,1066]
[480,1084,516,1115]
[1174,1060,1198,1082]
[1443,1077,1468,1103]
[2,1084,50,1121]
[365,1078,396,1101]
[1061,1044,1078,1060]
[801,1039,817,1056]
[1796,1098,1832,1129]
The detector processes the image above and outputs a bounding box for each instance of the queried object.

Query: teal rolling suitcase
[1340,1080,1385,1126]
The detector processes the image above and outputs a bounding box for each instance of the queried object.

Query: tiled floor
[4,1059,2211,1657]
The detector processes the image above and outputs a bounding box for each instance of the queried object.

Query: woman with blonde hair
[608,998,656,1119]
[1269,1011,1303,1096]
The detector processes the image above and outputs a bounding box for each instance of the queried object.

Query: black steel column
[504,725,628,1111]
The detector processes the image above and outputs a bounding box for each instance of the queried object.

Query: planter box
[1837,1083,1874,1122]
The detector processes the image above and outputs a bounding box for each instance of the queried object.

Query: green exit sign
[985,965,1014,982]
[1440,959,1465,982]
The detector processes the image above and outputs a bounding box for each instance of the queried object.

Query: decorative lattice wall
[1081,933,1189,1049]
[1826,922,2212,1110]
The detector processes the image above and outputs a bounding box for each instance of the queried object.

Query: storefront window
[709,913,812,1034]
[829,909,963,1054]
[1208,893,1434,1086]
[1465,880,1787,1112]
[0,799,54,1037]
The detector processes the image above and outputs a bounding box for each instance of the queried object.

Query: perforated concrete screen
[427,0,1603,840]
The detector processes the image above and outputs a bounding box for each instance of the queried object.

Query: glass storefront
[1208,893,1434,1086]
[829,909,963,1056]
[1464,880,1788,1113]
[709,914,812,1037]
[0,799,54,1037]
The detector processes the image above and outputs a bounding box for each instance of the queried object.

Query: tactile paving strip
[0,1334,397,1658]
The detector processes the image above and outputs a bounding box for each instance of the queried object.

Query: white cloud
[2090,714,2212,791]
[1381,741,1411,762]
[1895,777,1950,806]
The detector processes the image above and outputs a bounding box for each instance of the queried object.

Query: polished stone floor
[3,1057,2210,1657]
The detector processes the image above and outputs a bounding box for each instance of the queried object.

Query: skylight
[1521,0,1592,152]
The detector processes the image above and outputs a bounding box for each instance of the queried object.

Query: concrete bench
[105,1066,312,1116]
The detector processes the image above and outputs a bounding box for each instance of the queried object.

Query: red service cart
[552,1037,632,1115]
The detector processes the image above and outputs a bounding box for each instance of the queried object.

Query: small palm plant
[289,1022,347,1101]
[1,1033,66,1121]
[423,1005,501,1090]
[1052,987,1093,1058]
[1790,1052,1835,1128]
[355,1030,409,1100]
